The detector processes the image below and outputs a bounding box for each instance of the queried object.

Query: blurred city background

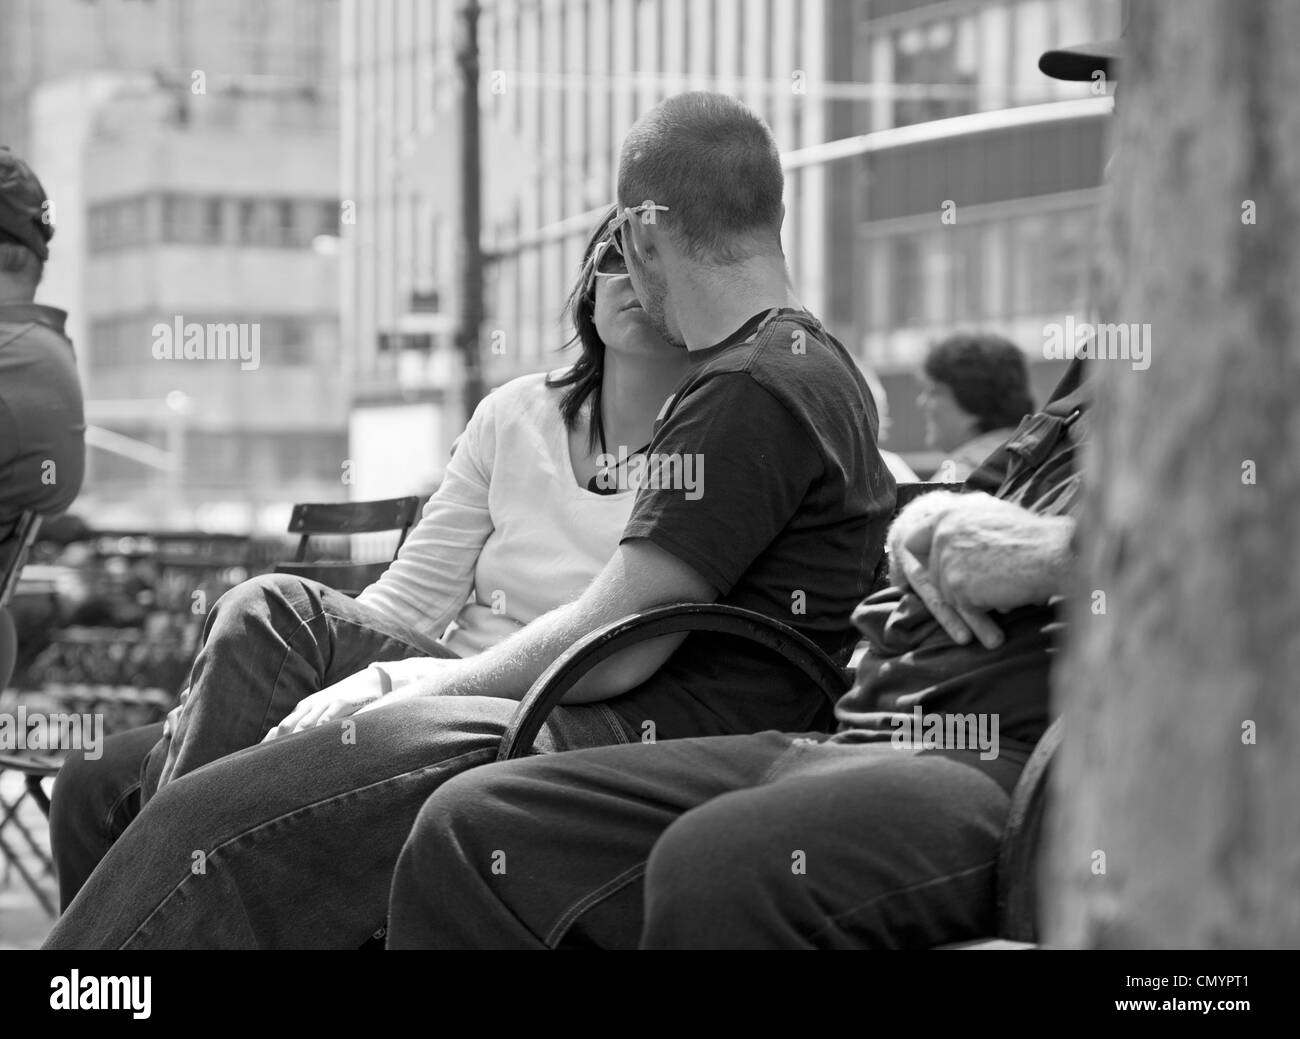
[0,0,1119,943]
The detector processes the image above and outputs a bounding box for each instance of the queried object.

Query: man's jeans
[387,732,1031,949]
[49,572,454,911]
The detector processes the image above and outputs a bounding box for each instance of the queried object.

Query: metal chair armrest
[496,603,851,761]
[995,715,1064,943]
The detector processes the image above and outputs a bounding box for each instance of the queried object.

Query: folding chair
[274,497,421,596]
[0,511,59,916]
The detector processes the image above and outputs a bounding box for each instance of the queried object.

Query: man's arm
[424,374,817,705]
[406,537,716,704]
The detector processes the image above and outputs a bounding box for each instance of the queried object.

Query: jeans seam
[805,857,999,946]
[544,861,648,948]
[253,605,328,738]
[595,704,635,746]
[103,780,142,837]
[118,744,499,949]
[754,737,807,786]
[320,606,439,657]
[251,605,438,739]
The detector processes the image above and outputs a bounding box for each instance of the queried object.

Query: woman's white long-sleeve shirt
[355,372,634,683]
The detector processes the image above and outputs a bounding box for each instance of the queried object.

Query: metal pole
[455,0,485,422]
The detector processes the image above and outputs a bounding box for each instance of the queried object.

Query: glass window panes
[891,15,977,128]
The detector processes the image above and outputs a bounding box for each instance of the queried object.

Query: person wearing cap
[918,333,1035,483]
[0,147,85,534]
[372,38,1118,951]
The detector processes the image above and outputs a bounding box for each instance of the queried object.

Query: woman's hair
[923,333,1035,434]
[546,205,620,452]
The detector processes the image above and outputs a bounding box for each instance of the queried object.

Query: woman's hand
[262,668,389,743]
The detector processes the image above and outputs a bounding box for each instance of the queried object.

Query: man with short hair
[45,92,893,948]
[381,41,1118,950]
[0,147,84,531]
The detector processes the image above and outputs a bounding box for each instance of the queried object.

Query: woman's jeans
[49,572,451,910]
[46,572,635,945]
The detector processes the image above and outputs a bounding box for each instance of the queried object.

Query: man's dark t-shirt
[833,357,1090,751]
[614,307,895,741]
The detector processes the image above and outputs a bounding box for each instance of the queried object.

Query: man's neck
[0,278,36,307]
[670,255,801,351]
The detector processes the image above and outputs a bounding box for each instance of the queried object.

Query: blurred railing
[10,523,405,733]
[9,530,272,733]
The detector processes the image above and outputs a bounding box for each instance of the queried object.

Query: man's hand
[886,490,1001,647]
[896,545,1002,649]
[886,491,1074,649]
[886,490,964,592]
[919,493,1074,613]
[263,668,389,742]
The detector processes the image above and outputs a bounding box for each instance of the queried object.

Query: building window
[377,331,432,354]
[162,195,224,244]
[87,197,149,252]
[1007,207,1093,316]
[944,223,985,323]
[888,233,927,328]
[239,199,283,246]
[890,15,978,128]
[255,317,312,365]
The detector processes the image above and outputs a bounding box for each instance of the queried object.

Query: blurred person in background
[861,366,920,483]
[918,333,1034,482]
[0,147,83,708]
[0,147,84,533]
[48,205,690,910]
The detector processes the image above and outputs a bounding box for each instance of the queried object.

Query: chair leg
[24,773,50,818]
[0,827,56,917]
[24,776,54,877]
[0,785,56,880]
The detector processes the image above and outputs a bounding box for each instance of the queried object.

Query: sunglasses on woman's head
[580,202,670,298]
[582,239,627,299]
[608,201,670,258]
[595,241,628,276]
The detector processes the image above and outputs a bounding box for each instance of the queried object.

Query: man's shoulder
[664,314,867,458]
[750,314,869,419]
[0,302,68,336]
[0,304,71,354]
[688,312,863,397]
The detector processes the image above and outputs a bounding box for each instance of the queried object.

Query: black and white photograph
[0,0,1293,1011]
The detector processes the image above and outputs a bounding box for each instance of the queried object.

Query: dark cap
[1040,0,1128,82]
[0,147,54,261]
[1038,38,1124,81]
